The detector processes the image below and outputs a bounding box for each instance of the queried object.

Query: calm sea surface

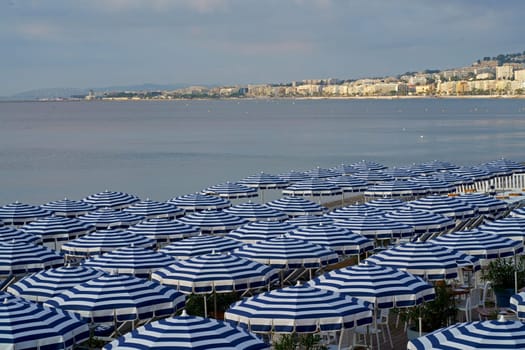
[1,98,524,204]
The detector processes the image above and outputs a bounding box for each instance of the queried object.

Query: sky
[1,0,524,96]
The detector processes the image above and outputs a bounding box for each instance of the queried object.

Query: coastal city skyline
[2,0,524,97]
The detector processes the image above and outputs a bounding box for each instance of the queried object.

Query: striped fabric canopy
[82,190,140,210]
[8,265,106,302]
[488,158,525,174]
[282,178,343,197]
[0,299,89,349]
[286,215,334,228]
[239,172,289,189]
[202,182,258,199]
[286,224,374,257]
[403,164,441,176]
[325,204,385,221]
[510,208,525,219]
[0,202,51,226]
[0,241,64,278]
[61,229,155,258]
[104,310,269,350]
[83,246,176,278]
[159,235,243,260]
[364,198,406,211]
[408,176,456,194]
[227,221,296,244]
[233,237,339,269]
[475,163,513,177]
[127,218,200,246]
[405,195,479,220]
[178,210,248,234]
[78,208,144,229]
[421,160,459,171]
[408,317,525,350]
[0,225,41,244]
[478,217,525,242]
[45,275,185,325]
[223,202,288,222]
[382,209,455,235]
[431,172,474,187]
[276,170,310,183]
[331,164,359,176]
[429,230,523,267]
[364,180,428,199]
[307,263,435,308]
[266,196,327,217]
[333,215,415,241]
[450,166,494,181]
[381,168,417,180]
[350,160,387,171]
[225,284,372,333]
[365,241,481,281]
[304,167,340,179]
[510,292,525,319]
[41,198,96,217]
[456,194,509,220]
[325,176,368,193]
[167,193,231,212]
[123,199,185,219]
[351,170,393,185]
[152,253,279,294]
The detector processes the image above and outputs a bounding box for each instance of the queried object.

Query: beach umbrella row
[227,221,296,244]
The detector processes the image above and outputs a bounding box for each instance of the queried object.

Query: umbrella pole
[515,252,518,294]
[203,295,208,318]
[214,291,218,318]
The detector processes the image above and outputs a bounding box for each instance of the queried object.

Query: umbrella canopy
[78,208,144,229]
[510,208,525,219]
[331,163,359,176]
[239,172,289,189]
[304,167,340,179]
[351,170,393,185]
[203,182,258,200]
[0,299,89,349]
[82,190,140,210]
[405,195,479,220]
[365,241,481,281]
[45,275,185,325]
[276,170,310,183]
[233,237,339,269]
[223,202,288,222]
[488,158,525,174]
[403,164,439,176]
[333,215,415,241]
[407,316,525,350]
[478,217,525,242]
[225,284,373,333]
[8,265,106,302]
[123,199,184,219]
[457,194,509,219]
[350,160,387,171]
[408,176,456,194]
[308,263,435,308]
[431,172,475,187]
[127,218,200,247]
[83,246,176,278]
[61,229,155,258]
[286,224,373,257]
[178,210,248,234]
[364,198,406,211]
[20,216,95,250]
[159,235,243,260]
[41,198,96,217]
[103,310,269,350]
[266,196,327,217]
[324,204,385,221]
[167,193,231,212]
[282,178,343,197]
[364,180,428,199]
[450,166,494,182]
[429,230,523,267]
[227,221,296,244]
[381,168,417,180]
[152,253,279,294]
[382,209,455,236]
[0,224,41,244]
[0,241,64,278]
[326,175,368,193]
[0,202,51,226]
[286,215,334,228]
[510,292,525,319]
[421,160,459,171]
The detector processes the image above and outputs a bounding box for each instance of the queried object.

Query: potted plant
[482,257,525,308]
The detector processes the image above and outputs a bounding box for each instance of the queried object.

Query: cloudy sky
[1,0,523,96]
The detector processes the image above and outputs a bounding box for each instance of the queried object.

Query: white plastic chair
[457,288,481,322]
[355,308,393,350]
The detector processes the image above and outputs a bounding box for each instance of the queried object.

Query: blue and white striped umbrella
[510,207,525,219]
[450,166,494,181]
[364,198,406,211]
[0,241,64,278]
[421,160,459,171]
[286,215,334,228]
[83,246,176,278]
[276,170,310,183]
[405,195,479,220]
[0,202,51,226]
[104,310,269,350]
[78,208,144,229]
[233,237,339,269]
[127,218,200,247]
[203,182,258,200]
[266,196,327,217]
[225,284,372,333]
[478,217,525,242]
[41,198,96,217]
[457,193,509,219]
[0,299,89,349]
[381,168,417,180]
[0,224,41,244]
[408,176,456,194]
[364,180,428,199]
[304,167,340,179]
[403,163,438,176]
[475,163,513,178]
[407,317,525,350]
[123,199,185,219]
[282,178,343,197]
[429,230,523,267]
[159,235,243,260]
[382,209,455,236]
[8,265,106,302]
[325,204,385,221]
[45,275,185,325]
[286,224,374,257]
[333,215,415,241]
[227,221,296,244]
[326,176,368,193]
[239,172,290,189]
[350,160,387,171]
[61,229,155,258]
[307,263,435,308]
[488,158,525,174]
[223,202,288,222]
[510,292,525,319]
[167,193,231,212]
[431,172,475,187]
[365,241,481,281]
[152,253,279,294]
[20,216,95,250]
[331,163,359,176]
[352,170,394,185]
[178,210,248,234]
[83,190,140,210]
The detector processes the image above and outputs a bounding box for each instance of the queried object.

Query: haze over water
[1,98,524,204]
